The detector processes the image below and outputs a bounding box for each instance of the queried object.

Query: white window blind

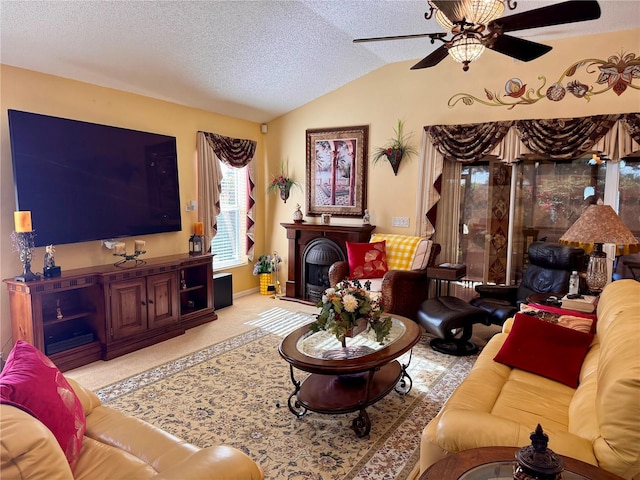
[211,163,248,270]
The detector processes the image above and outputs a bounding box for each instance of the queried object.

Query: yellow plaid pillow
[370,234,429,271]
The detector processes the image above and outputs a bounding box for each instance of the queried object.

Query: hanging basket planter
[267,159,301,203]
[278,183,291,203]
[372,120,417,176]
[385,148,404,176]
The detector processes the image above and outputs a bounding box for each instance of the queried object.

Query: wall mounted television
[8,110,182,247]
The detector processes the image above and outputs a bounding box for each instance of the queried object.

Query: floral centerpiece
[267,159,301,203]
[372,120,418,176]
[310,279,392,348]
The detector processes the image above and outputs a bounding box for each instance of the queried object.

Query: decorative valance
[417,113,640,241]
[201,131,256,168]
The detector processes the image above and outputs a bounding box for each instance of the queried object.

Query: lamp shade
[559,201,639,254]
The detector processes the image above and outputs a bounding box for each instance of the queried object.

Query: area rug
[97,307,477,480]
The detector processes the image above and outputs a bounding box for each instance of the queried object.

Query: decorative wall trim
[449,50,640,109]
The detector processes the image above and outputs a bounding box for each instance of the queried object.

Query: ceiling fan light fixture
[432,0,505,30]
[448,33,485,71]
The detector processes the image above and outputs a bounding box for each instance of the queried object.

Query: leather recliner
[470,242,585,325]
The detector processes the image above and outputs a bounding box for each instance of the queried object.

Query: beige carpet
[96,306,479,480]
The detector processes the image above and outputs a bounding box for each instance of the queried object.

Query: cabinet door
[110,279,147,340]
[147,272,179,330]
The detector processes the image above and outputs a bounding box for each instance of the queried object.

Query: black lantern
[189,234,203,255]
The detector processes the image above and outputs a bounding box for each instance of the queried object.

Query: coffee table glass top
[296,317,406,359]
[460,461,589,480]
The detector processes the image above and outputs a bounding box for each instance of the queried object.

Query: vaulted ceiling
[1,1,638,123]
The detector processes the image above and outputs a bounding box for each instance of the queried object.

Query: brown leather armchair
[328,241,441,321]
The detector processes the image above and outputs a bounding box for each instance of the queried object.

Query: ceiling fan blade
[489,34,552,62]
[431,0,464,23]
[489,0,601,33]
[410,45,450,70]
[354,32,438,43]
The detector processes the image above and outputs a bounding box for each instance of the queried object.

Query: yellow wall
[1,28,639,358]
[0,65,266,356]
[265,28,640,271]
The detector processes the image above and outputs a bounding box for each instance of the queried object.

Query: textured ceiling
[1,1,638,123]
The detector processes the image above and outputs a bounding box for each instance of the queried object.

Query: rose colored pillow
[347,241,388,279]
[494,314,593,388]
[0,340,86,465]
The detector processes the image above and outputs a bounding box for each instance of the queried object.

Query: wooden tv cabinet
[3,253,216,371]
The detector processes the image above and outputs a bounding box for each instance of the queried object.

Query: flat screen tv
[8,110,182,247]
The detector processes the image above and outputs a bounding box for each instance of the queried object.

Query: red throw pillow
[0,341,86,465]
[347,241,388,279]
[494,314,593,388]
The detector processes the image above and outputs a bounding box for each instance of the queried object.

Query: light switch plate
[392,216,410,228]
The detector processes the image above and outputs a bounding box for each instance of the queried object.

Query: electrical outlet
[391,216,410,228]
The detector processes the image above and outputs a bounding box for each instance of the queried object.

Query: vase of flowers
[253,254,275,295]
[372,120,418,176]
[310,279,392,348]
[267,159,301,203]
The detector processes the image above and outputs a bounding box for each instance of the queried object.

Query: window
[618,158,640,236]
[211,163,248,270]
[459,163,490,281]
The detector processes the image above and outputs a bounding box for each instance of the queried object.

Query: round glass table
[420,447,625,480]
[278,315,420,437]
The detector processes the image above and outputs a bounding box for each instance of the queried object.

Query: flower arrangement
[310,279,392,347]
[253,254,275,275]
[252,252,283,275]
[372,120,418,176]
[267,159,301,203]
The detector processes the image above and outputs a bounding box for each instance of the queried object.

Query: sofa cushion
[370,234,432,270]
[0,341,86,465]
[518,305,596,334]
[346,240,388,279]
[494,315,593,388]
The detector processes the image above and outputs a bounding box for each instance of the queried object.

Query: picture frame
[305,125,368,217]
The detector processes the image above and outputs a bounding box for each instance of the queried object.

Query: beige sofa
[420,279,640,479]
[1,376,264,480]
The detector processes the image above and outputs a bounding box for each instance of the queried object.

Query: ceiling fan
[354,0,602,72]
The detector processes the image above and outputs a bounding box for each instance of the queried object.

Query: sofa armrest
[434,410,597,465]
[151,446,264,480]
[328,261,349,287]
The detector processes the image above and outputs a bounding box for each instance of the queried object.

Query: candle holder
[113,250,147,267]
[11,231,40,282]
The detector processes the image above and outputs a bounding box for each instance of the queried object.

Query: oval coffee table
[278,315,421,437]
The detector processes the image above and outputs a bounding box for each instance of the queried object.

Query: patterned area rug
[97,307,477,480]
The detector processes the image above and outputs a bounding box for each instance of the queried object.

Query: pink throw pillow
[347,241,388,279]
[0,340,86,465]
[494,315,593,388]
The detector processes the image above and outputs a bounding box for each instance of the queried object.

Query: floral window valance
[417,113,640,242]
[424,113,640,164]
[202,131,256,168]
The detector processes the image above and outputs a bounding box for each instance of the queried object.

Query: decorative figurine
[363,209,371,225]
[43,244,62,278]
[293,204,304,223]
[514,424,564,480]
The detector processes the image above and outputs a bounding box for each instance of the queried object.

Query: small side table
[427,264,467,297]
[420,446,624,480]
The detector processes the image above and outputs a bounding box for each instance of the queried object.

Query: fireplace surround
[281,223,375,303]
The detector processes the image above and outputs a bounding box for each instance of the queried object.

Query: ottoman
[417,296,487,356]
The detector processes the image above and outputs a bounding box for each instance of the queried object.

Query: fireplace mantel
[281,223,375,303]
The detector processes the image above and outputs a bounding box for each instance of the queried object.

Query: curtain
[196,131,257,258]
[417,113,640,262]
